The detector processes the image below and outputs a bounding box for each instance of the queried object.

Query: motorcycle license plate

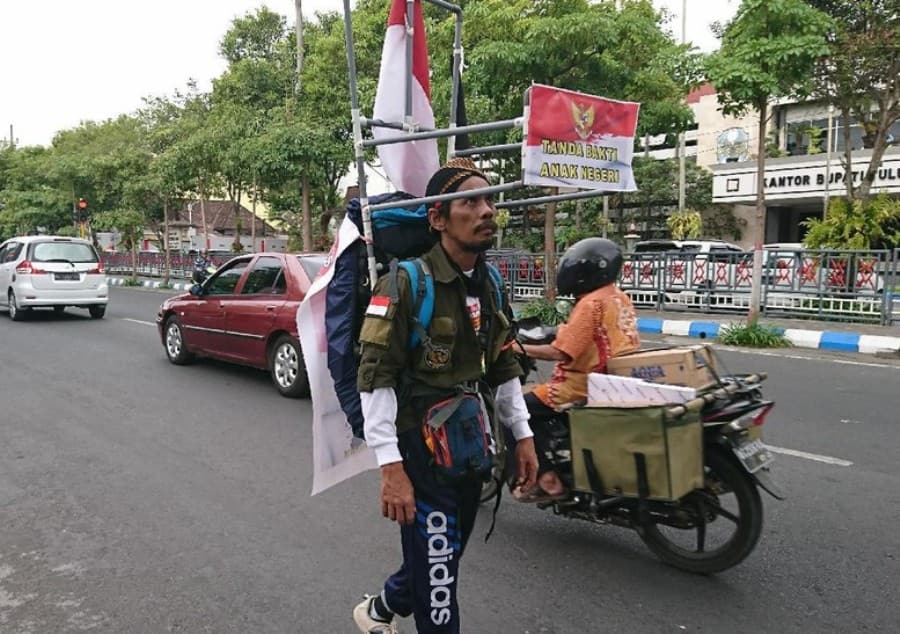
[733,438,774,474]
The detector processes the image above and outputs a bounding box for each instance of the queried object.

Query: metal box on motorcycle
[569,404,704,501]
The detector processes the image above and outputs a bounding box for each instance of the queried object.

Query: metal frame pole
[368,181,524,212]
[361,118,522,147]
[677,0,687,213]
[342,0,379,288]
[447,10,463,159]
[495,187,609,209]
[823,104,834,219]
[405,0,414,128]
[452,142,521,158]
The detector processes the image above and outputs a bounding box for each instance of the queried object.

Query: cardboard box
[587,373,697,406]
[606,345,718,389]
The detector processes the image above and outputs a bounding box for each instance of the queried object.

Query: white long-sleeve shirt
[361,377,533,466]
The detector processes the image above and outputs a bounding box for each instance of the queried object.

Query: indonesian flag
[523,84,640,191]
[372,0,440,196]
[298,216,377,495]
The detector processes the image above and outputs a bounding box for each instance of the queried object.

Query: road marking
[722,347,900,370]
[642,338,900,370]
[123,318,156,327]
[766,444,853,467]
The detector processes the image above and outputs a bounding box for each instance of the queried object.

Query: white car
[632,239,750,289]
[0,236,109,321]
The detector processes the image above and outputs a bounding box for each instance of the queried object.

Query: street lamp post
[823,104,834,219]
[677,0,687,214]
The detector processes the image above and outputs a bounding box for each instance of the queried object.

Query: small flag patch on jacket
[366,296,391,317]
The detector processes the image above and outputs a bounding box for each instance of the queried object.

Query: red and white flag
[298,216,377,495]
[372,0,440,196]
[523,84,640,191]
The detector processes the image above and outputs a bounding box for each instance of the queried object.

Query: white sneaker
[353,595,398,634]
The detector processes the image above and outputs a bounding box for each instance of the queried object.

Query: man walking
[354,158,539,633]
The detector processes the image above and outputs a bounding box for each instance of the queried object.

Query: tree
[706,0,831,322]
[139,91,196,284]
[92,209,146,283]
[667,209,704,239]
[803,193,900,249]
[168,93,222,250]
[806,0,900,202]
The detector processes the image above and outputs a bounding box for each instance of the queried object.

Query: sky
[0,0,739,148]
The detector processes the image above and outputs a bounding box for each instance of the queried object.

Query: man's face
[429,175,497,253]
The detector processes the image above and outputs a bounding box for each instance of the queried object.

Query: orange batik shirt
[532,285,640,409]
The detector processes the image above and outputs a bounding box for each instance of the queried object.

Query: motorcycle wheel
[639,447,763,574]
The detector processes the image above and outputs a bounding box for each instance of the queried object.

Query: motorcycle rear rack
[665,372,767,421]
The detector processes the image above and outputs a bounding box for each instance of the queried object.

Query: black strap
[484,474,502,543]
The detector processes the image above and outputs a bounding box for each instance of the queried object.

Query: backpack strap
[398,258,434,349]
[485,262,504,310]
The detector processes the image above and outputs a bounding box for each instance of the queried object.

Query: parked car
[156,251,326,398]
[631,239,750,289]
[0,235,109,321]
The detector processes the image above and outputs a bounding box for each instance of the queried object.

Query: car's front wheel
[269,335,309,398]
[8,291,27,322]
[164,316,194,365]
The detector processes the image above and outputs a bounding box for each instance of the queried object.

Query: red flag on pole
[372,0,440,196]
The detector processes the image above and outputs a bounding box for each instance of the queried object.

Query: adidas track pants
[381,428,482,633]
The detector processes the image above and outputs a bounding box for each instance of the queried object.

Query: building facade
[693,88,900,247]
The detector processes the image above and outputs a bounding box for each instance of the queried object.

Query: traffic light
[77,198,88,223]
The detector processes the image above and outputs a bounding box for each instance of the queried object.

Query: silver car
[0,236,109,321]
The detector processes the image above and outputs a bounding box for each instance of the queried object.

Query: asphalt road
[1,287,898,633]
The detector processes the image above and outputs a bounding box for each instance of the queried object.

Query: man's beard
[462,237,495,253]
[462,221,498,253]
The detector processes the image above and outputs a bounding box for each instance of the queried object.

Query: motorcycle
[486,318,784,575]
[191,263,217,285]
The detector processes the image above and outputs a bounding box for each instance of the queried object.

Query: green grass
[122,278,142,287]
[718,322,792,348]
[518,298,568,326]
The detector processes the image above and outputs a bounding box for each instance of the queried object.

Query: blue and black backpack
[324,192,503,439]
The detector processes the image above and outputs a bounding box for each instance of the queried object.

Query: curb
[636,317,900,356]
[108,277,194,292]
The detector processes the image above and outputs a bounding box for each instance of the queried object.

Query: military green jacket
[357,243,522,433]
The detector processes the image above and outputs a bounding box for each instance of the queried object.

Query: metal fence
[103,248,900,325]
[102,253,231,280]
[487,248,900,326]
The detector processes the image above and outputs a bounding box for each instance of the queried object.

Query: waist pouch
[420,392,495,484]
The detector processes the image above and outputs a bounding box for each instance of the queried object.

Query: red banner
[524,84,640,191]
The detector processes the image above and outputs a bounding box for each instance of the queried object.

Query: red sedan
[156,252,326,398]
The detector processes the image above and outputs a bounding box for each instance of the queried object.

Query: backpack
[324,193,505,439]
[325,192,435,439]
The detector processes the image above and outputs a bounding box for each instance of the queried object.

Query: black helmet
[556,238,623,297]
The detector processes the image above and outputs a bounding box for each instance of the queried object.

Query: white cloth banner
[298,216,378,495]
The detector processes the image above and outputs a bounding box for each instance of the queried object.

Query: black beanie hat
[425,158,487,207]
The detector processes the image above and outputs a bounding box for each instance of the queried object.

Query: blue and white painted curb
[108,277,194,292]
[636,317,900,356]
